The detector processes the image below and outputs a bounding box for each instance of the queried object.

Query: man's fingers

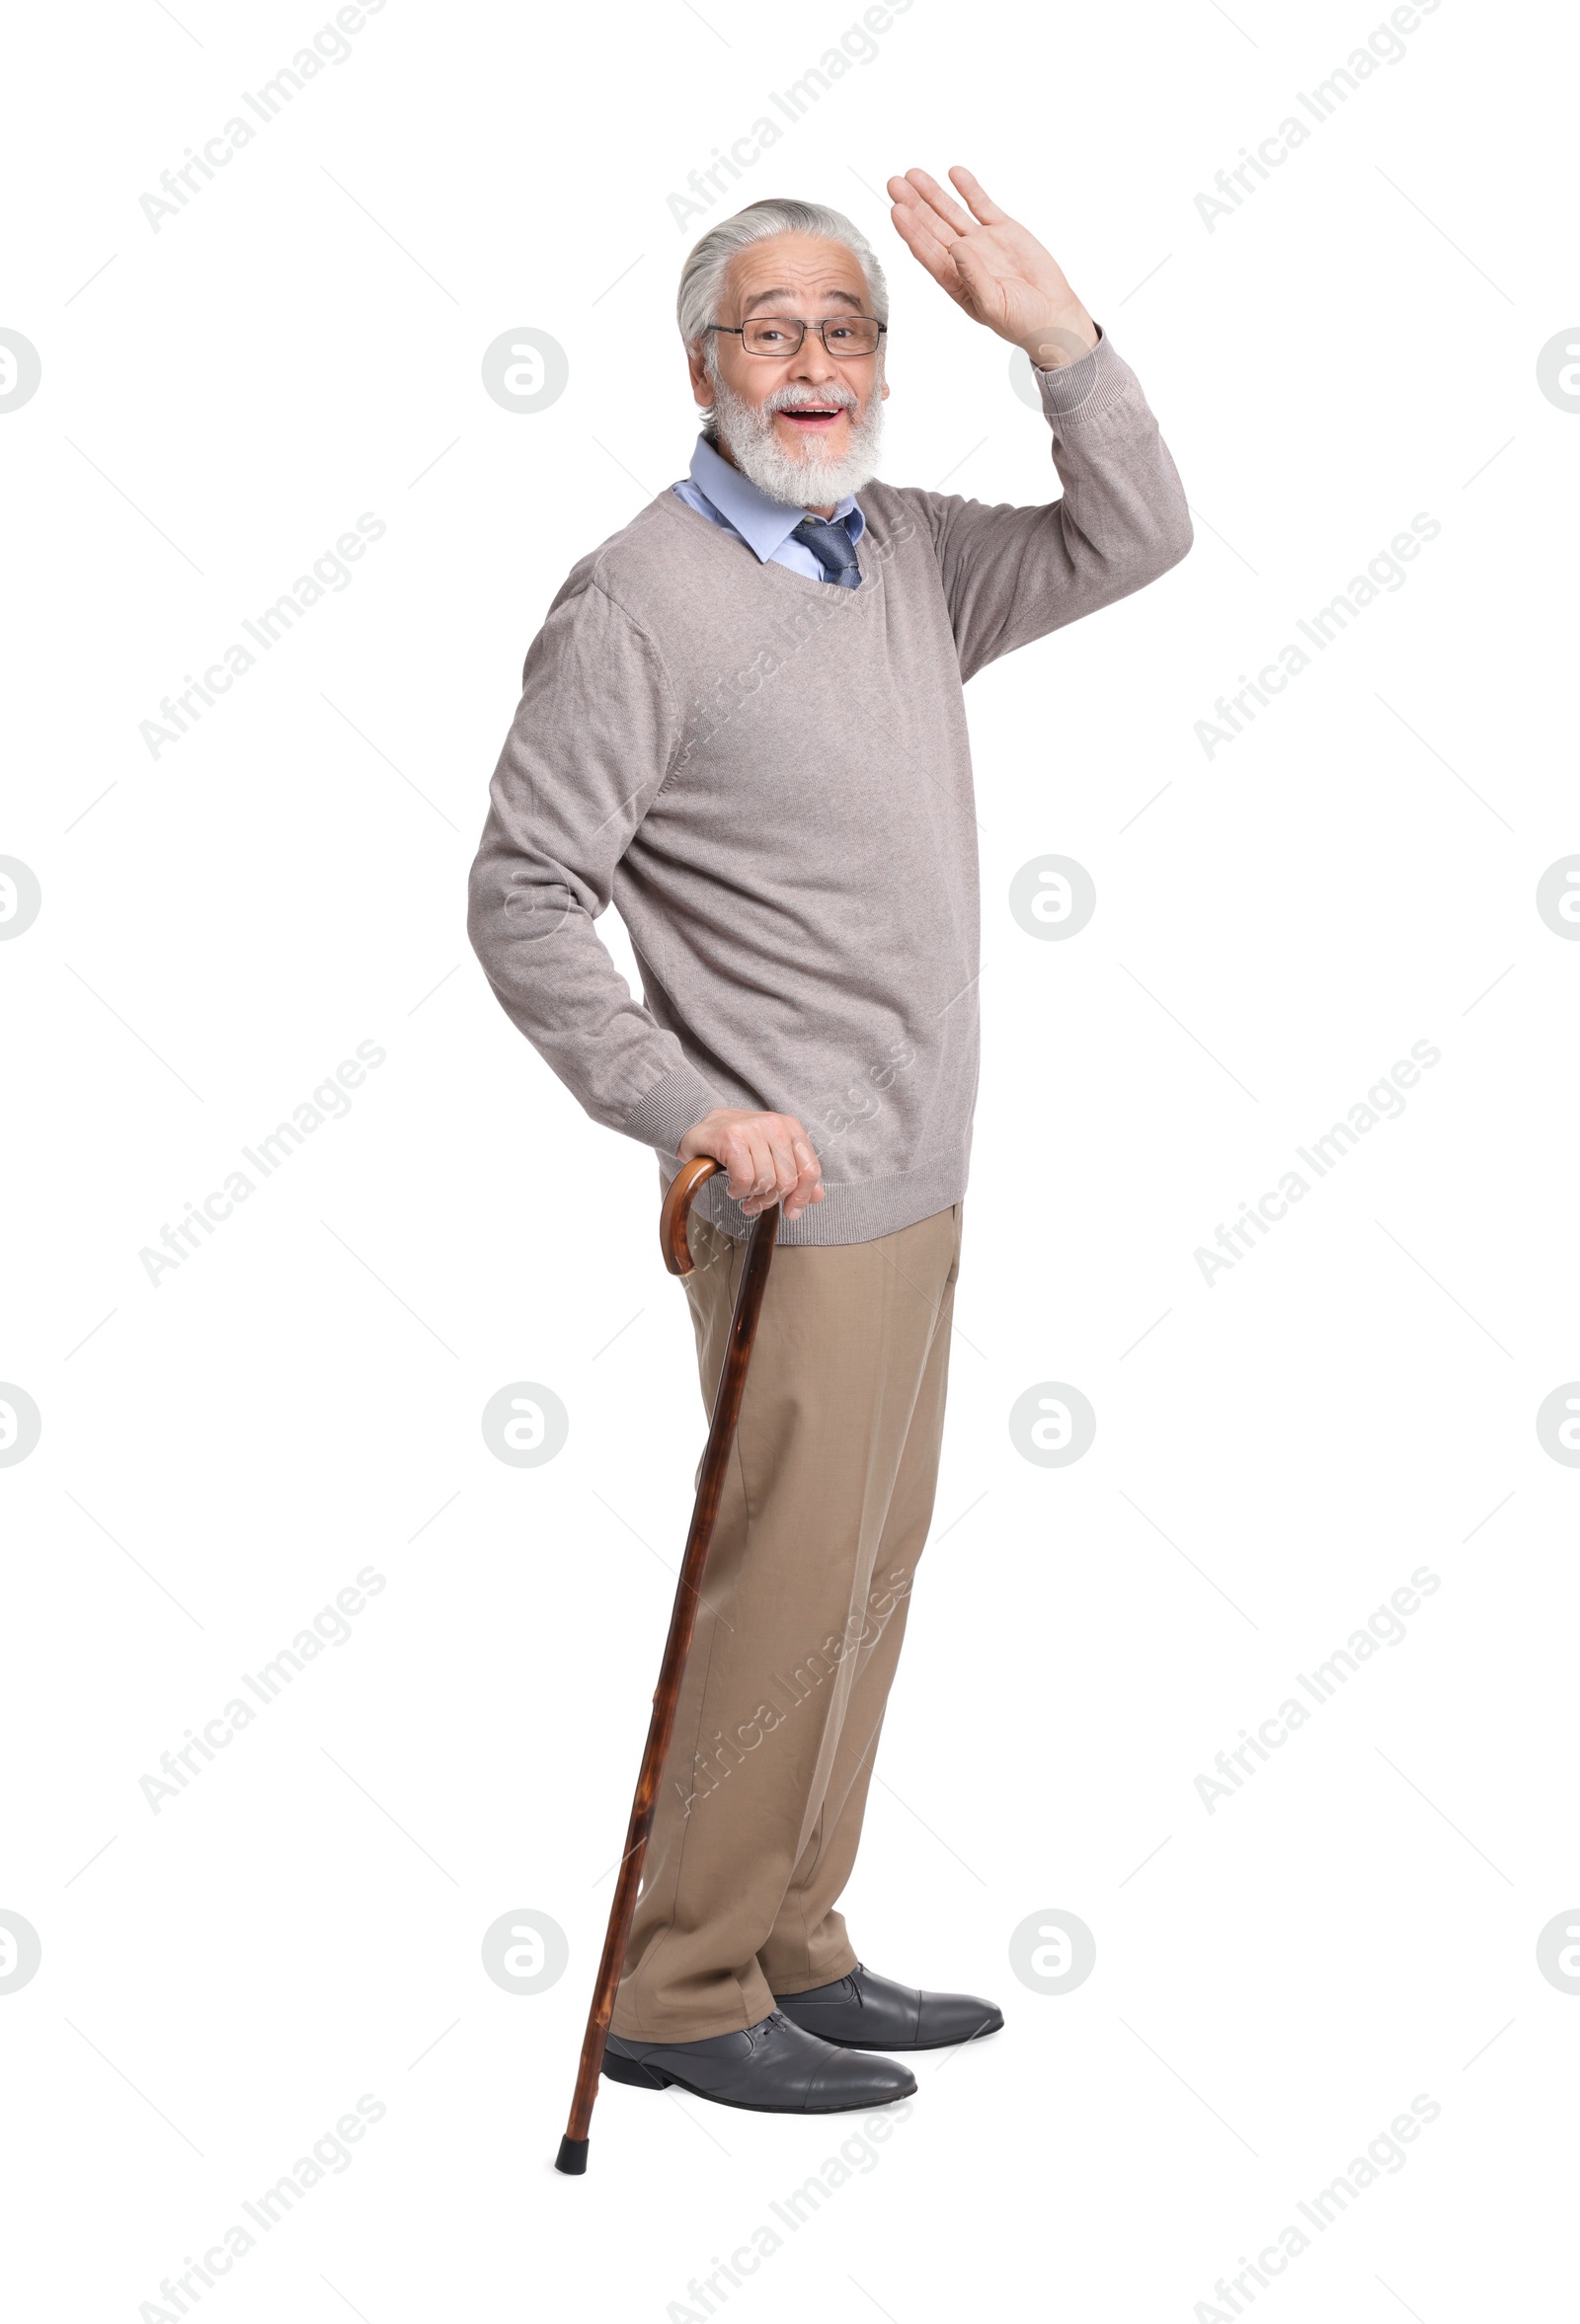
[948,165,1009,227]
[889,169,966,254]
[887,197,966,298]
[726,1120,788,1214]
[890,201,954,266]
[724,1127,768,1203]
[752,1121,825,1216]
[696,1111,825,1218]
[783,1134,825,1223]
[762,1125,798,1203]
[902,166,976,239]
[790,1136,823,1201]
[785,1129,828,1220]
[768,1123,817,1204]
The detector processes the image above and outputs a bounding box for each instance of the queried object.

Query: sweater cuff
[1033,326,1134,425]
[620,1062,725,1158]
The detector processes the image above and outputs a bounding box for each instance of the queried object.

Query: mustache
[762,383,860,416]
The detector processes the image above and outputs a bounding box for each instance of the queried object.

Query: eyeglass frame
[703,317,888,359]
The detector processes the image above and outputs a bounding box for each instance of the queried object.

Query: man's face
[686,233,890,513]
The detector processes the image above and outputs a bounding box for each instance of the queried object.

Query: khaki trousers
[611,1196,964,2045]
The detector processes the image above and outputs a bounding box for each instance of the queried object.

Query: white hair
[677,199,889,439]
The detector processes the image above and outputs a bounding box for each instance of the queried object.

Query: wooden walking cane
[555,1155,779,2175]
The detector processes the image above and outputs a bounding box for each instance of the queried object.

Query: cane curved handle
[660,1155,721,1278]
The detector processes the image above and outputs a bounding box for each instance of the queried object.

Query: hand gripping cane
[555,1157,779,2174]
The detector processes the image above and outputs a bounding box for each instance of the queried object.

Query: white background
[4,0,1579,2317]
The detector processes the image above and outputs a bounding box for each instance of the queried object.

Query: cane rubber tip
[555,2135,590,2176]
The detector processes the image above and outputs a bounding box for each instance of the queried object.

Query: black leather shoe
[774,1962,1004,2051]
[603,2008,916,2113]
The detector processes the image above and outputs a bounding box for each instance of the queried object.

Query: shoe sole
[600,2050,916,2112]
[776,2017,1005,2053]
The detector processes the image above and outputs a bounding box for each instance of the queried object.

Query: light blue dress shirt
[672,432,866,582]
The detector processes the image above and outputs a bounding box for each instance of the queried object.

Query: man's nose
[789,336,841,385]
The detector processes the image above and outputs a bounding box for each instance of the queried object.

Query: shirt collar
[687,432,866,563]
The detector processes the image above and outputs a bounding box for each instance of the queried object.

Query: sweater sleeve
[902,330,1194,684]
[466,574,729,1157]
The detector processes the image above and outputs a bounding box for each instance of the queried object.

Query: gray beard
[707,362,885,508]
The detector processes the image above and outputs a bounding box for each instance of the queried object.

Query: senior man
[468,168,1191,2115]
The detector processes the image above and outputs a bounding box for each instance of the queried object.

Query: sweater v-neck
[652,484,885,603]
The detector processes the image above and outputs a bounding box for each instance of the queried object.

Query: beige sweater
[467,332,1192,1245]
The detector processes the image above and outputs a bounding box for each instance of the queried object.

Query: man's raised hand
[886,166,1098,369]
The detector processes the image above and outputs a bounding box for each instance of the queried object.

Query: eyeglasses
[705,316,886,358]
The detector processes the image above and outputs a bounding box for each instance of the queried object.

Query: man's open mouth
[777,405,847,429]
